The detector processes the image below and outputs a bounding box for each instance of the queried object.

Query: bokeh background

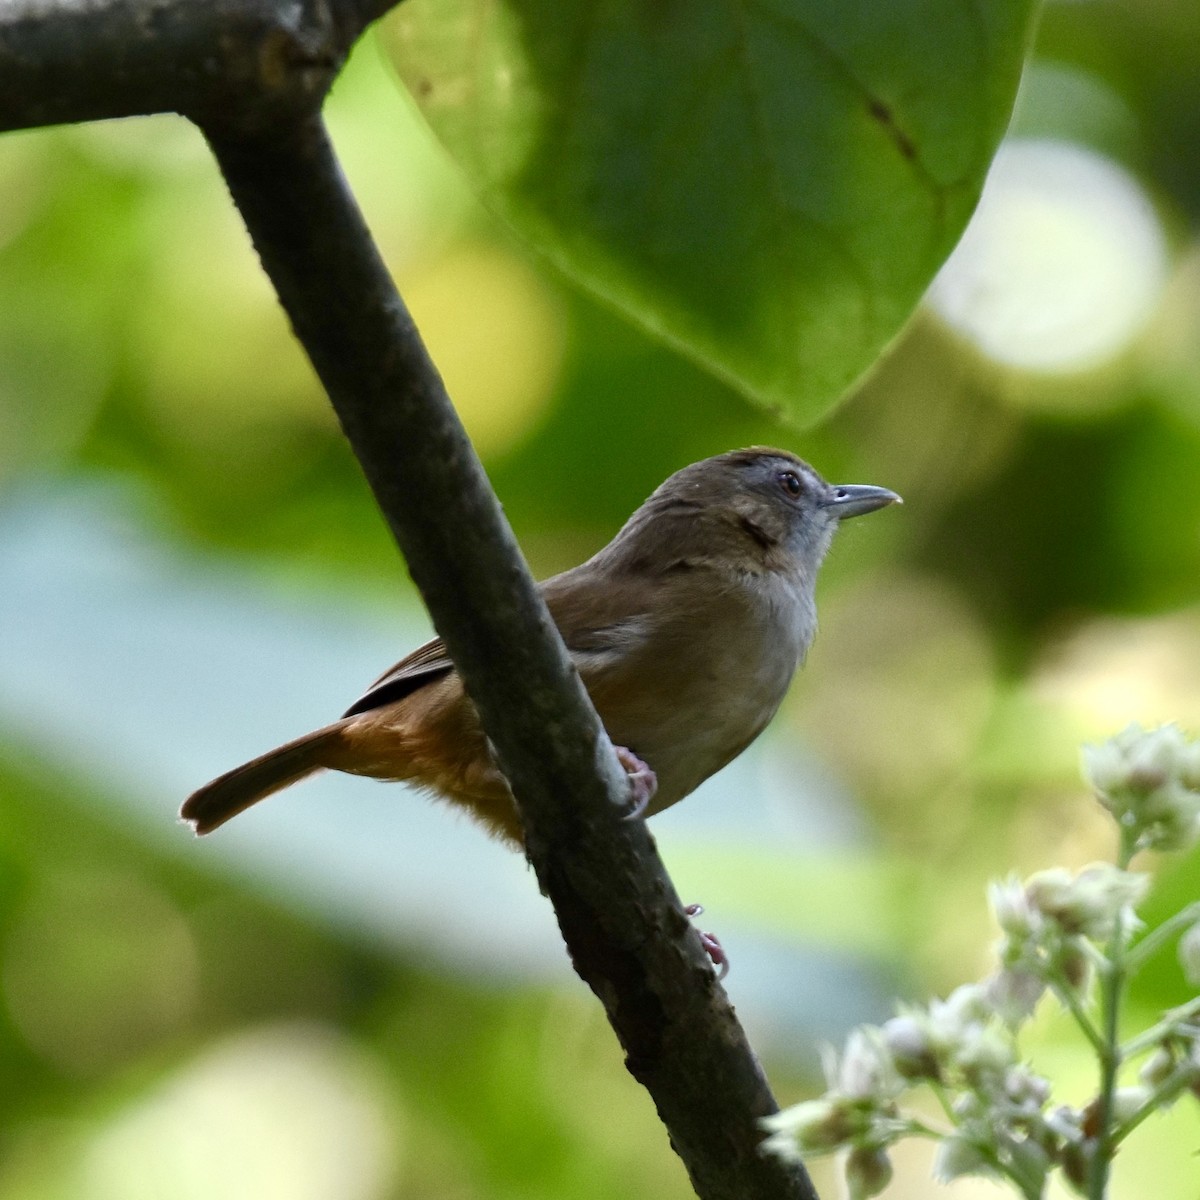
[2,1,1200,1196]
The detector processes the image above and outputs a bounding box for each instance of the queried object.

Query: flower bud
[1045,1105,1084,1144]
[933,1134,989,1183]
[761,1097,857,1156]
[837,1029,900,1101]
[1025,864,1148,941]
[1022,867,1074,922]
[953,1021,1016,1086]
[990,875,1038,939]
[1060,944,1092,991]
[1081,735,1130,797]
[881,1014,939,1081]
[1111,1086,1150,1124]
[1124,725,1183,793]
[1138,1045,1176,1089]
[985,968,1046,1026]
[1004,1065,1052,1110]
[845,1146,893,1200]
[1083,724,1200,852]
[1061,1140,1091,1192]
[929,984,991,1040]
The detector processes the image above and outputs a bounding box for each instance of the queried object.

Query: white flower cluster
[1082,722,1200,852]
[763,725,1200,1199]
[760,1026,902,1199]
[762,983,1056,1199]
[989,864,1149,1022]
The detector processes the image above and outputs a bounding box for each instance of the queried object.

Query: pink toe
[615,745,657,819]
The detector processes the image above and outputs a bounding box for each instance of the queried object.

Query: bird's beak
[824,483,903,519]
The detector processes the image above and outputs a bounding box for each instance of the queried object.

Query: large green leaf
[383,0,1039,423]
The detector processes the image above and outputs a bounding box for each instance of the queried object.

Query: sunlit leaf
[384,0,1039,422]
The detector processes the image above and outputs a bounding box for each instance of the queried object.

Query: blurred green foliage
[1,2,1200,1197]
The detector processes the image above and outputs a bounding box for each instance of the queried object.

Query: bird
[182,448,899,847]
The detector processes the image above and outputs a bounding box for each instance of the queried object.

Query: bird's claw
[610,752,724,976]
[615,745,657,821]
[684,903,729,979]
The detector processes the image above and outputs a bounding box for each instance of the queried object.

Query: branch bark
[0,3,821,1196]
[205,113,818,1200]
[0,0,390,133]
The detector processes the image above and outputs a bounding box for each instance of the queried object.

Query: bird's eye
[778,470,803,498]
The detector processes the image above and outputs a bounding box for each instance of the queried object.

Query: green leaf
[383,0,1038,424]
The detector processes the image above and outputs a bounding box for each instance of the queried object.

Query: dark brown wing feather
[342,563,664,720]
[342,637,455,717]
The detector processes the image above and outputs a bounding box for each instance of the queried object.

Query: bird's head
[609,447,901,581]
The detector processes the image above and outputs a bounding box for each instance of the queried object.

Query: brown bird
[182,448,899,846]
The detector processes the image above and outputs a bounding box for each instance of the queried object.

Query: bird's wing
[342,566,666,719]
[542,567,660,663]
[341,637,455,717]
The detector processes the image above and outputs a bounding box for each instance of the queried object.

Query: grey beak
[824,483,902,519]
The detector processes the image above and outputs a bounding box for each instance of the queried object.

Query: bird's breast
[575,571,812,814]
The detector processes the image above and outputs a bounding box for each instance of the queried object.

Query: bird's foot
[615,745,657,820]
[684,903,729,979]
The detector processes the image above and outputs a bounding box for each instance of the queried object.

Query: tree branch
[205,112,818,1200]
[0,0,389,133]
[0,0,821,1193]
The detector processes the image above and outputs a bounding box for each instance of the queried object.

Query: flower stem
[1086,832,1136,1200]
[1113,1062,1196,1146]
[1050,976,1107,1058]
[978,1142,1044,1200]
[1124,902,1200,976]
[1121,995,1200,1059]
[929,1080,958,1126]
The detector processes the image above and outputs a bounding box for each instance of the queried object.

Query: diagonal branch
[203,112,818,1200]
[0,0,821,1192]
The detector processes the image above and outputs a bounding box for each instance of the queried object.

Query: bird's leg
[609,751,726,974]
[684,903,729,979]
[615,745,657,820]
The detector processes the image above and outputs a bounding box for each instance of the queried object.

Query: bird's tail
[181,721,348,835]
